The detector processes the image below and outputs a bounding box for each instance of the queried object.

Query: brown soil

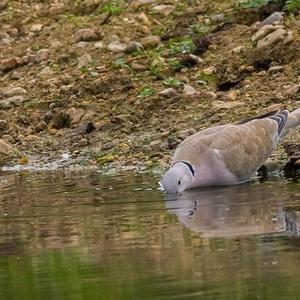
[0,0,299,171]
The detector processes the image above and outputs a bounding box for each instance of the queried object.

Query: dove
[161,109,300,193]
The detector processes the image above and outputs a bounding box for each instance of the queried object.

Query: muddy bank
[0,0,300,172]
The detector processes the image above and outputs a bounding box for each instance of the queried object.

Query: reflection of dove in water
[161,109,300,193]
[165,184,300,238]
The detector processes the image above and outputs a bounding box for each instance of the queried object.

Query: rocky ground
[0,0,300,172]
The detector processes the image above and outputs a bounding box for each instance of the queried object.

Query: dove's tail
[282,108,300,138]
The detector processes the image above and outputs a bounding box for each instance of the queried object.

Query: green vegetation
[138,86,154,97]
[163,77,182,86]
[284,0,300,12]
[191,24,215,37]
[99,0,125,15]
[168,37,195,54]
[237,0,271,9]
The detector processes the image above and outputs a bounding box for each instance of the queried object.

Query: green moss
[98,0,125,15]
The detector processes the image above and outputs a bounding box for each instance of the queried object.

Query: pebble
[0,57,18,72]
[1,95,24,109]
[4,87,27,97]
[37,66,54,78]
[50,111,70,129]
[78,139,89,147]
[256,28,286,49]
[43,111,54,123]
[67,107,84,124]
[77,53,92,68]
[159,88,178,98]
[284,84,300,98]
[35,49,50,62]
[30,24,43,32]
[94,41,104,49]
[231,46,245,54]
[74,28,103,42]
[210,13,225,23]
[137,12,151,26]
[0,138,13,160]
[152,4,175,16]
[0,120,9,131]
[131,62,147,71]
[268,65,284,74]
[183,84,198,98]
[124,41,143,53]
[107,41,126,52]
[141,35,161,48]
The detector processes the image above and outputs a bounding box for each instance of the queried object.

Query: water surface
[0,170,300,300]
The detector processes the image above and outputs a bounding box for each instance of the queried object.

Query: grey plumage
[161,109,300,193]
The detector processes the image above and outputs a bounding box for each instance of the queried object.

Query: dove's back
[171,110,290,186]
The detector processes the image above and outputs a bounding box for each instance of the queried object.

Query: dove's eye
[178,180,181,185]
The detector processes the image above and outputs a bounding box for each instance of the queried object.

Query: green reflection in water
[0,171,299,300]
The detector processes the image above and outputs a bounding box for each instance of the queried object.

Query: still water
[0,170,300,300]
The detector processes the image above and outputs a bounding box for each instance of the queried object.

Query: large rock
[256,28,286,49]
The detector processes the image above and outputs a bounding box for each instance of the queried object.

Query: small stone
[30,24,43,32]
[77,53,92,68]
[203,66,216,75]
[268,65,284,74]
[37,66,54,78]
[0,139,13,164]
[107,41,126,52]
[35,121,47,132]
[94,41,104,49]
[50,111,70,129]
[43,111,54,123]
[284,30,294,45]
[0,57,18,72]
[4,87,27,97]
[74,28,103,42]
[183,84,199,98]
[159,88,178,98]
[131,62,147,71]
[284,84,300,98]
[141,35,161,48]
[4,95,24,106]
[124,41,143,53]
[256,28,286,49]
[67,107,84,124]
[35,49,50,62]
[231,46,245,54]
[0,120,9,132]
[152,4,175,16]
[225,90,238,101]
[10,71,22,80]
[78,139,89,147]
[137,12,151,26]
[266,103,284,112]
[210,13,225,23]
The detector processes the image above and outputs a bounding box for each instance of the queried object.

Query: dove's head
[161,162,195,193]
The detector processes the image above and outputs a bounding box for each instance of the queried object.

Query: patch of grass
[99,0,125,15]
[163,77,182,86]
[61,14,87,27]
[195,72,216,86]
[168,37,195,54]
[284,0,300,12]
[190,24,214,37]
[138,86,154,97]
[237,0,271,9]
[168,59,184,72]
